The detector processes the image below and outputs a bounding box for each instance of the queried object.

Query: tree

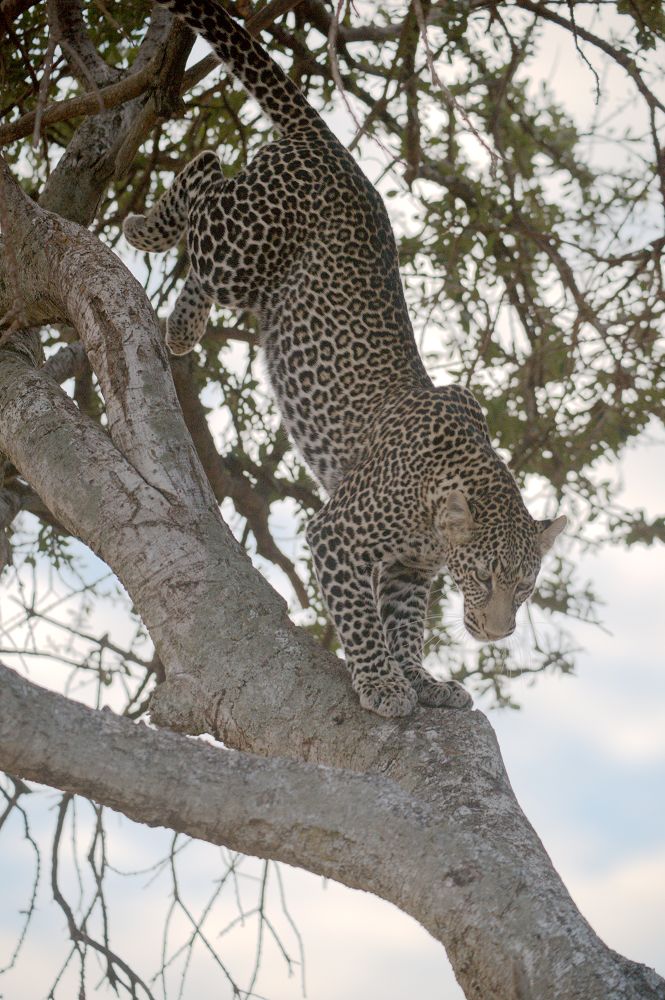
[0,1,663,997]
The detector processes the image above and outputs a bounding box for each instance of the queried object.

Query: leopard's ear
[537,514,567,555]
[444,490,475,546]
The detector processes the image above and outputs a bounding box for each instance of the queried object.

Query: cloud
[568,849,665,971]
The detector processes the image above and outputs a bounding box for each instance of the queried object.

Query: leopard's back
[125,0,429,491]
[235,135,428,488]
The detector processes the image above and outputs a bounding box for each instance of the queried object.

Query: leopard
[123,0,566,718]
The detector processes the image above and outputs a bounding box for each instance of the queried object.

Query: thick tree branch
[1,657,663,1000]
[0,57,159,147]
[0,483,20,571]
[42,341,89,383]
[35,7,190,225]
[0,158,214,505]
[0,660,466,902]
[51,0,120,89]
[113,18,196,180]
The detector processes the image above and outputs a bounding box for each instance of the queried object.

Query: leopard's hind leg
[123,151,221,252]
[127,144,299,355]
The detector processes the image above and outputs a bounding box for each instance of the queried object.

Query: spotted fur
[124,0,566,718]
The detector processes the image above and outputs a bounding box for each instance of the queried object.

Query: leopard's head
[442,490,566,642]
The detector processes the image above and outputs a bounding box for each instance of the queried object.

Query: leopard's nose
[485,625,515,641]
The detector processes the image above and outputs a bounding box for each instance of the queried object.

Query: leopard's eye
[515,577,535,600]
[476,566,492,584]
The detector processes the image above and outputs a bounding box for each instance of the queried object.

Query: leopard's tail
[155,0,327,136]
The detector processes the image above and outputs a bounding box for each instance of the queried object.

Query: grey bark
[36,4,174,225]
[0,127,663,1000]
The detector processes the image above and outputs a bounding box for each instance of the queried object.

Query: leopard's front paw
[439,679,473,710]
[407,670,473,710]
[353,667,418,718]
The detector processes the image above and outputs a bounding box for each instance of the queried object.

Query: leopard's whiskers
[382,613,450,635]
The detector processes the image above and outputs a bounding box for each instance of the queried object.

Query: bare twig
[0,777,40,974]
[565,0,600,102]
[50,795,156,999]
[413,0,502,177]
[327,0,363,133]
[515,0,665,116]
[0,55,160,146]
[32,25,58,148]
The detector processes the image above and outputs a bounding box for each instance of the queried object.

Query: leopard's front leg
[306,508,418,718]
[373,562,472,710]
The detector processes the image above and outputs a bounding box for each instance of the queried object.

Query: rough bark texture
[0,154,663,1000]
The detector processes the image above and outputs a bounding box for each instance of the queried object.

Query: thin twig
[413,0,502,178]
[0,55,159,146]
[566,0,600,103]
[32,25,57,148]
[327,0,363,133]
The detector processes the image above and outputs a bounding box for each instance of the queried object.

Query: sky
[1,4,664,1000]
